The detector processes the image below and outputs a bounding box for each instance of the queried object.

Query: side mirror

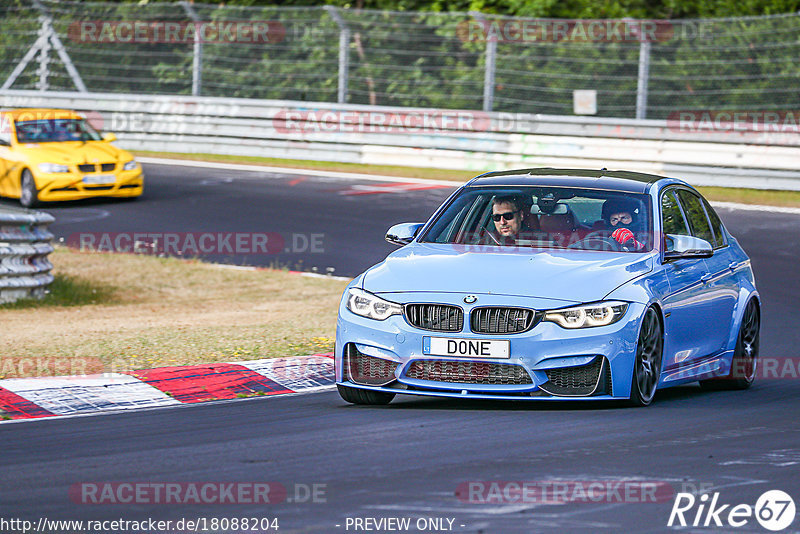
[102,132,117,142]
[664,234,713,260]
[385,223,424,246]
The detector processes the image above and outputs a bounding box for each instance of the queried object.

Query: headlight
[38,163,69,173]
[544,301,628,329]
[123,160,138,171]
[346,288,403,320]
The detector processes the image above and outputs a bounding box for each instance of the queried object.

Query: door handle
[700,273,713,284]
[729,262,738,271]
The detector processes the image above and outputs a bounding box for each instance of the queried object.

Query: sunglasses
[492,210,519,222]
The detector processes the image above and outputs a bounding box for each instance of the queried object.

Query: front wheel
[19,169,40,208]
[700,300,759,391]
[337,384,395,405]
[629,307,663,406]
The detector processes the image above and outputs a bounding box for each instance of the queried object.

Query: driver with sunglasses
[490,195,539,244]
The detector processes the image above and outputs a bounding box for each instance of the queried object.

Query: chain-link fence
[1,0,798,119]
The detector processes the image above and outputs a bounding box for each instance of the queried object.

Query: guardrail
[2,89,800,190]
[0,206,55,304]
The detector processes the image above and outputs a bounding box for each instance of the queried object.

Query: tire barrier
[0,206,54,304]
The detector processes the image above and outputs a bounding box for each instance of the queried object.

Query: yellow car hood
[17,141,132,164]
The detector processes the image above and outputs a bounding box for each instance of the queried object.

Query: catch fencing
[2,89,800,190]
[0,1,799,120]
[0,206,54,304]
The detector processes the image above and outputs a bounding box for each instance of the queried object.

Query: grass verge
[135,150,800,208]
[0,247,348,378]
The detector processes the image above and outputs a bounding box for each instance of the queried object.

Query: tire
[700,300,759,391]
[19,169,40,208]
[337,384,395,405]
[629,307,663,407]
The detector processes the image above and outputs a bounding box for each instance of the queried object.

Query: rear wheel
[337,384,395,405]
[19,169,40,208]
[629,307,663,406]
[700,300,759,391]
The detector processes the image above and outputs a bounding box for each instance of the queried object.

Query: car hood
[17,141,131,163]
[362,243,655,303]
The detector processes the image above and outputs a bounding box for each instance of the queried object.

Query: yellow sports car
[0,108,143,207]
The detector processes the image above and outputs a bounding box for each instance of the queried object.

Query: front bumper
[335,292,645,401]
[34,168,143,201]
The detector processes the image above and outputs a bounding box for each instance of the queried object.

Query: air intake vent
[471,307,539,334]
[405,304,463,332]
[405,360,532,385]
[344,344,398,386]
[539,357,606,397]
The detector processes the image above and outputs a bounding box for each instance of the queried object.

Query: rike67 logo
[668,490,796,531]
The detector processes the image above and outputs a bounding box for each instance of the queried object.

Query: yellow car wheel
[20,169,40,208]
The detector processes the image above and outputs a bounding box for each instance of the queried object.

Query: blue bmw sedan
[335,168,760,406]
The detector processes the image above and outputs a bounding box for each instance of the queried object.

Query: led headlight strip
[544,301,628,329]
[346,288,403,321]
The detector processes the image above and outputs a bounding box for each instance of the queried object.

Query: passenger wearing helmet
[601,199,645,250]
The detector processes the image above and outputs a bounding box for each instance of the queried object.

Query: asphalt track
[1,162,799,533]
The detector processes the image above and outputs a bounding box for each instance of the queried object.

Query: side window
[702,198,726,248]
[676,190,714,244]
[661,190,689,235]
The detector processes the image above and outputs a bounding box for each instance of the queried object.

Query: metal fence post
[325,6,350,104]
[636,40,651,120]
[31,0,87,92]
[35,18,50,91]
[180,1,203,96]
[471,12,496,112]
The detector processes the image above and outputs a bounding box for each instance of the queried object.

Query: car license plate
[423,337,509,359]
[83,174,116,184]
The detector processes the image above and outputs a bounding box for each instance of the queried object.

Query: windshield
[420,185,653,252]
[15,118,102,143]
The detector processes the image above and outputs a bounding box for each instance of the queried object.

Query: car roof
[0,108,83,120]
[469,168,666,194]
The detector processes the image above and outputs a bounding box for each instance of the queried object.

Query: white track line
[709,201,800,215]
[137,157,462,186]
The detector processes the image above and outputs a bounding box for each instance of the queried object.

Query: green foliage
[2,1,798,118]
[0,274,117,309]
[23,0,800,17]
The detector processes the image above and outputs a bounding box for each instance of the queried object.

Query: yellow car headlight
[38,163,70,173]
